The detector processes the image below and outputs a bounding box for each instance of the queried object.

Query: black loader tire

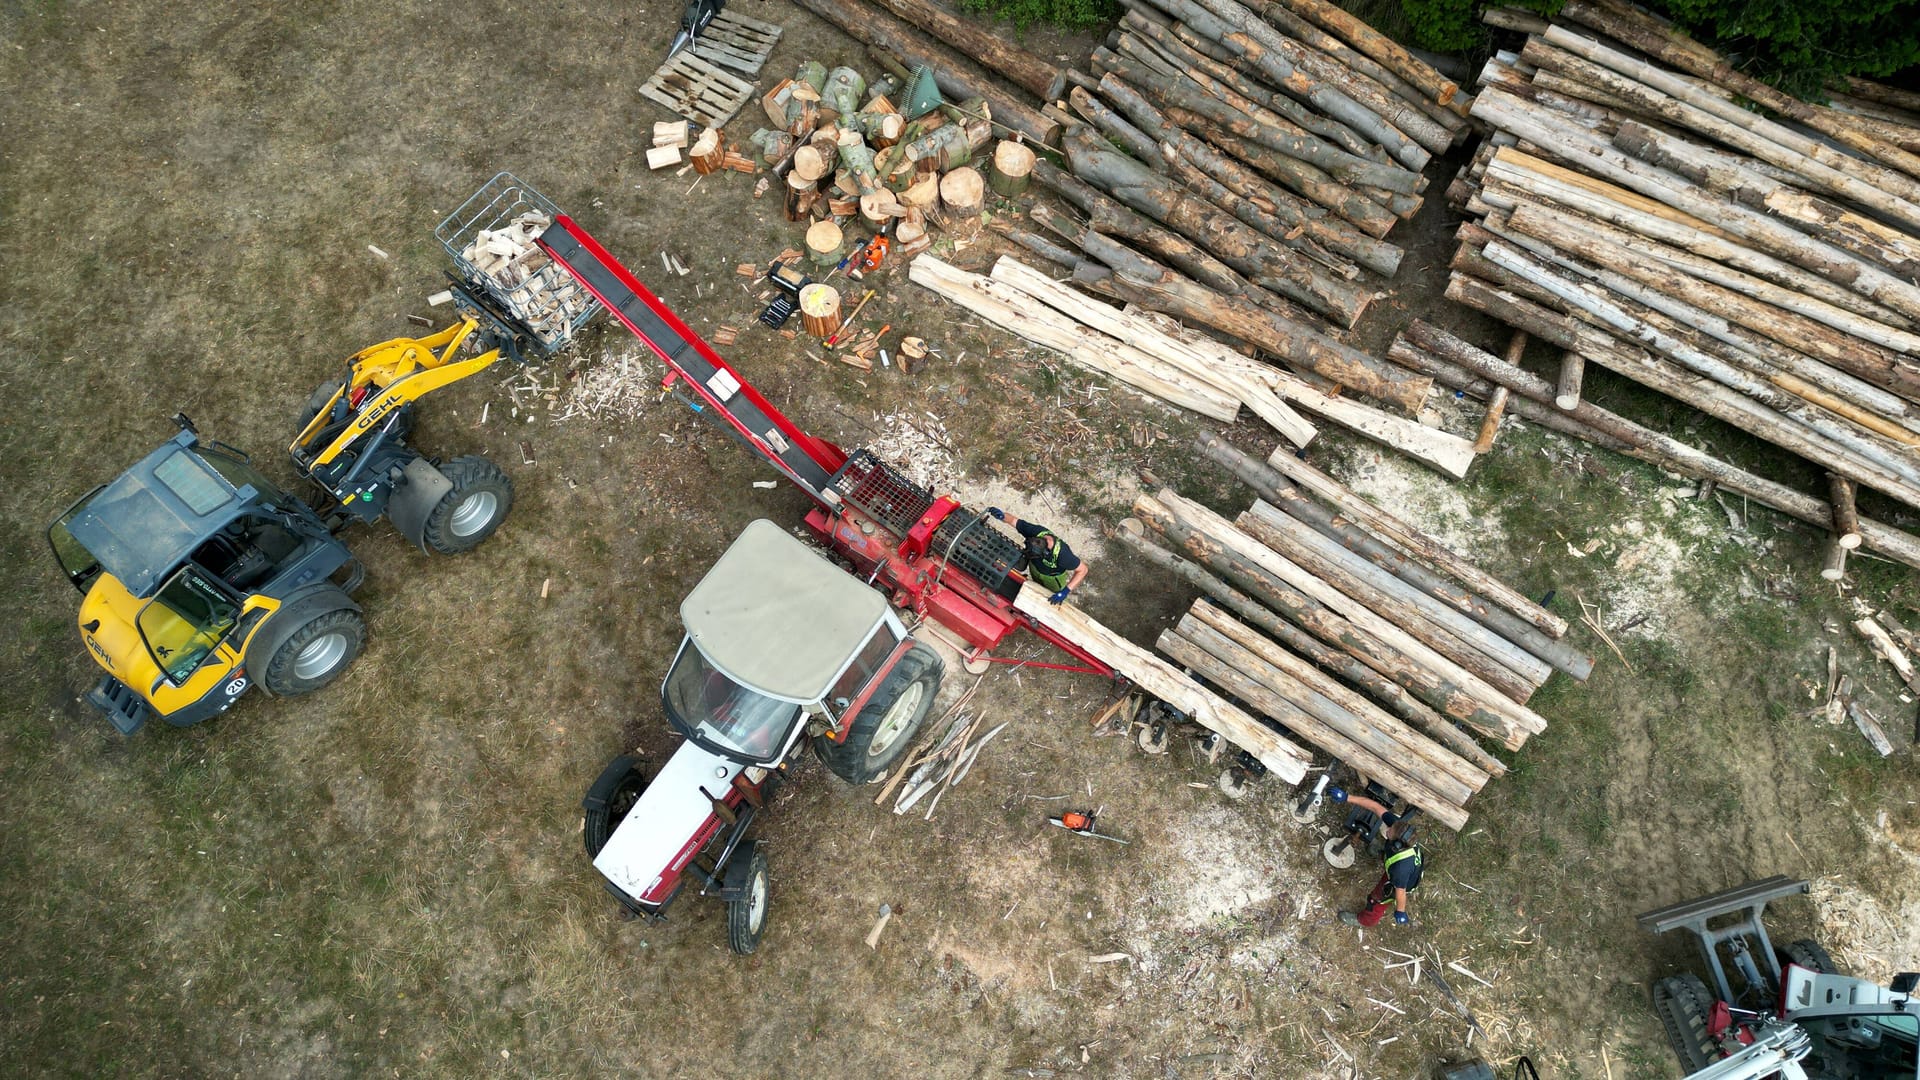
[300,378,346,427]
[1781,939,1838,975]
[582,757,650,858]
[726,846,770,955]
[260,603,367,697]
[815,642,944,784]
[423,455,513,554]
[1652,974,1719,1074]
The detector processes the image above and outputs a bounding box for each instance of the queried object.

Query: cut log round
[791,144,832,183]
[1822,538,1849,581]
[989,140,1036,198]
[1555,350,1586,410]
[900,173,940,210]
[895,211,931,257]
[1829,474,1863,550]
[860,189,903,227]
[805,220,847,268]
[688,128,725,175]
[799,284,843,338]
[935,167,985,236]
[783,173,819,222]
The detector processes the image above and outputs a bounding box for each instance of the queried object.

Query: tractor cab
[583,519,945,953]
[49,423,362,734]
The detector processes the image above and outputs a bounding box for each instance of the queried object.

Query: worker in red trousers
[1329,786,1425,927]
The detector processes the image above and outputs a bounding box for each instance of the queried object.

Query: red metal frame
[541,216,1113,681]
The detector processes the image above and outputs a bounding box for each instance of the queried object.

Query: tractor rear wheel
[1652,974,1719,1074]
[423,455,512,554]
[815,642,944,784]
[261,604,367,697]
[726,847,770,955]
[1781,939,1838,975]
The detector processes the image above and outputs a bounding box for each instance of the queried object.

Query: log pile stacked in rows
[1428,0,1920,572]
[1116,434,1590,829]
[1045,0,1474,329]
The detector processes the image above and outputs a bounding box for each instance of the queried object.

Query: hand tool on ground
[1050,811,1130,844]
[666,0,725,59]
[826,289,877,347]
[865,903,893,949]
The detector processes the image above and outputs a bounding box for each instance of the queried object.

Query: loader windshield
[1798,1010,1919,1078]
[661,638,802,766]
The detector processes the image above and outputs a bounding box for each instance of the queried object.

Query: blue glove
[1393,910,1410,925]
[987,507,1005,521]
[1048,587,1071,605]
[1327,785,1348,804]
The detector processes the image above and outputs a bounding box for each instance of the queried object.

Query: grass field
[4,1,1920,1078]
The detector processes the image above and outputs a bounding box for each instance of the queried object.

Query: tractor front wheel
[424,455,513,554]
[726,847,770,955]
[1652,974,1719,1074]
[815,642,944,784]
[261,604,367,697]
[582,758,649,858]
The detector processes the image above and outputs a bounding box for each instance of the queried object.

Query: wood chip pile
[1412,0,1920,573]
[1117,435,1594,829]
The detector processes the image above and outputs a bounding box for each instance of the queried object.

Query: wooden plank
[1012,582,1311,783]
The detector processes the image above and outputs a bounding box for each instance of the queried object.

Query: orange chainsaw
[1050,811,1130,845]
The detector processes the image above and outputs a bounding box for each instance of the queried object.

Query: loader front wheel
[299,378,346,427]
[424,455,512,554]
[815,642,944,785]
[262,605,367,697]
[726,847,770,955]
[1781,939,1837,975]
[1652,974,1719,1074]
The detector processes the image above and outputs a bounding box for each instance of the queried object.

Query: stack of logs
[751,58,1031,260]
[1423,0,1920,575]
[1133,434,1591,829]
[910,253,1478,476]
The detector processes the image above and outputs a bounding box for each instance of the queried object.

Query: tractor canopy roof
[67,432,256,598]
[681,518,891,702]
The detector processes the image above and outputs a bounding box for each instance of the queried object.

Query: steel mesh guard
[829,451,1022,593]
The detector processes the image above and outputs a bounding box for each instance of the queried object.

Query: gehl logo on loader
[86,633,114,669]
[351,394,399,435]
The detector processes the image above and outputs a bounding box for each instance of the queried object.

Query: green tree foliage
[958,0,1117,31]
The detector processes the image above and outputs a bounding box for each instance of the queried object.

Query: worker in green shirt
[987,507,1087,605]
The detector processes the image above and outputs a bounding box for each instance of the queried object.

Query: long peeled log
[1133,494,1536,747]
[1115,520,1507,775]
[862,0,1060,99]
[1195,432,1591,677]
[1262,0,1465,113]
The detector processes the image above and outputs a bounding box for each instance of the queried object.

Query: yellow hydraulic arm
[291,319,502,470]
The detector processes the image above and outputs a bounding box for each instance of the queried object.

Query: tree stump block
[806,220,847,267]
[792,144,832,184]
[784,172,819,222]
[689,128,725,174]
[936,167,985,236]
[988,139,1035,198]
[799,284,843,337]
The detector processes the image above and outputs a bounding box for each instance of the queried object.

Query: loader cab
[49,427,359,734]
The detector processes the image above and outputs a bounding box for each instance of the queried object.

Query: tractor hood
[78,575,168,702]
[592,740,744,906]
[66,433,252,598]
[679,519,889,702]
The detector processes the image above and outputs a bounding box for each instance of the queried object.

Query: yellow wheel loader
[51,317,514,735]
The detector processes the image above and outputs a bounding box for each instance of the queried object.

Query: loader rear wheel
[261,605,367,697]
[1652,974,1719,1073]
[815,643,944,785]
[726,847,770,955]
[1781,939,1837,975]
[424,455,512,554]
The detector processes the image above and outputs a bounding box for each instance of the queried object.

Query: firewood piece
[653,120,691,148]
[894,211,931,257]
[799,284,843,338]
[859,189,903,227]
[805,220,847,268]
[1472,387,1509,454]
[1856,617,1915,686]
[1847,701,1895,757]
[899,336,928,360]
[989,140,1036,198]
[1014,582,1310,782]
[646,145,683,170]
[1555,351,1585,411]
[1822,538,1850,582]
[1400,315,1920,571]
[1828,474,1863,550]
[783,172,819,222]
[711,325,740,346]
[1115,521,1507,775]
[900,173,940,210]
[688,128,725,175]
[722,152,758,173]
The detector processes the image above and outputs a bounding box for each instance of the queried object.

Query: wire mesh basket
[435,172,601,354]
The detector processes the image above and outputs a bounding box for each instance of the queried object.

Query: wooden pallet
[639,53,757,129]
[691,10,783,76]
